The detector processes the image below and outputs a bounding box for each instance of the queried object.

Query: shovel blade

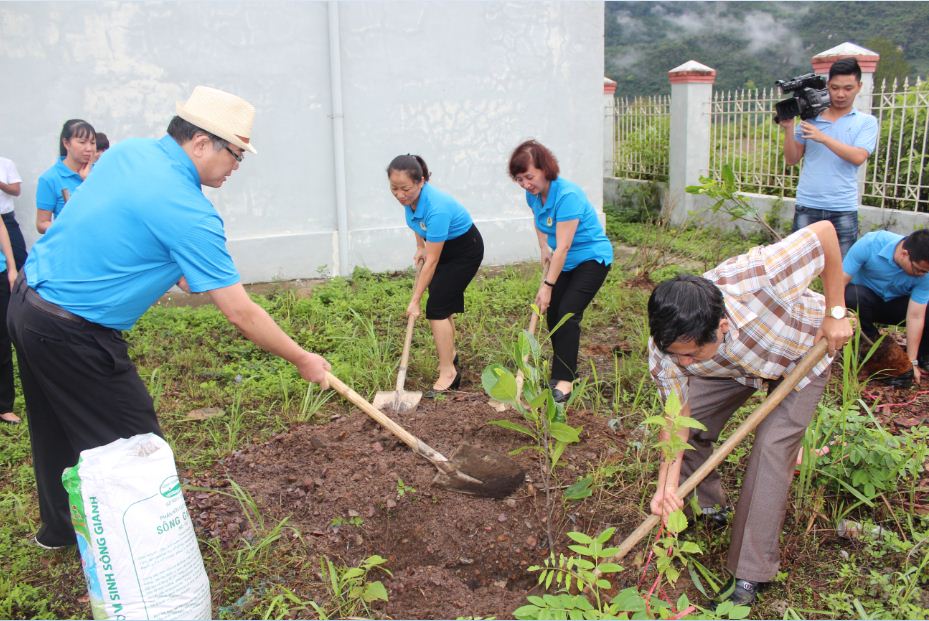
[372,390,423,414]
[432,444,525,498]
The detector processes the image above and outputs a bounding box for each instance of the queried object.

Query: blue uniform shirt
[36,157,85,217]
[404,183,473,242]
[795,108,878,212]
[25,135,240,330]
[843,231,929,305]
[526,177,613,271]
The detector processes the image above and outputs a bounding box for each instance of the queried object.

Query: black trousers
[845,283,929,359]
[548,260,611,382]
[2,212,27,270]
[0,272,14,412]
[7,276,161,546]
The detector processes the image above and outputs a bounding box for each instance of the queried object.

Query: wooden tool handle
[396,262,424,392]
[326,372,451,466]
[610,339,829,562]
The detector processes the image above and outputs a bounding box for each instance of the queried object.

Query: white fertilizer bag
[62,433,211,620]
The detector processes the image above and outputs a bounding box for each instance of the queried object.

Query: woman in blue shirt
[387,154,484,396]
[508,140,613,403]
[35,119,97,234]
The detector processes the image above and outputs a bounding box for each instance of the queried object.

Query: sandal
[0,412,21,425]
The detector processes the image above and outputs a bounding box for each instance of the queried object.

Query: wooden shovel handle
[326,372,452,466]
[610,338,829,562]
[395,262,424,392]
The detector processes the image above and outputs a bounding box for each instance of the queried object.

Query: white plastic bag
[62,433,211,620]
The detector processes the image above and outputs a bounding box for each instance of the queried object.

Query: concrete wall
[0,1,604,282]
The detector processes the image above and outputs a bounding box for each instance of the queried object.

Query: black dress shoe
[721,578,762,606]
[552,387,570,403]
[424,370,461,399]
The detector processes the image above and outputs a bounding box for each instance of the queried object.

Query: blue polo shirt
[795,108,878,212]
[843,231,929,304]
[36,157,85,217]
[25,135,240,330]
[404,183,473,242]
[526,177,613,271]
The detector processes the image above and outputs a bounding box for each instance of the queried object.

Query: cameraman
[781,58,878,256]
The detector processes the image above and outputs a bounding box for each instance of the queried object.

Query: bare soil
[186,390,642,619]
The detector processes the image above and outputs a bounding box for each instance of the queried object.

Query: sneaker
[721,578,762,606]
[33,535,72,550]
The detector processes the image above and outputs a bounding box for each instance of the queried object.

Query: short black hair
[95,132,109,151]
[648,274,725,352]
[903,229,929,264]
[829,58,862,83]
[59,119,96,157]
[166,116,227,150]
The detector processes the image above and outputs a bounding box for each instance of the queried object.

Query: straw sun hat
[176,85,257,154]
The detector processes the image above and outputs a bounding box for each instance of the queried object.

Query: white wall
[0,1,604,282]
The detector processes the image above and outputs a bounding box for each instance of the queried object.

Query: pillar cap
[811,42,880,74]
[668,60,716,84]
[604,76,617,95]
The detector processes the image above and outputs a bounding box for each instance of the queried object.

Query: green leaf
[489,419,537,439]
[612,587,647,612]
[679,541,701,554]
[482,364,518,402]
[664,391,683,417]
[676,593,690,611]
[642,415,667,427]
[596,562,624,574]
[362,580,388,603]
[594,527,616,545]
[567,531,594,545]
[666,509,688,534]
[568,544,592,555]
[549,421,581,443]
[564,476,594,501]
[675,416,708,431]
[514,604,542,620]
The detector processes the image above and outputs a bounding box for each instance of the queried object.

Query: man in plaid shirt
[646,221,853,605]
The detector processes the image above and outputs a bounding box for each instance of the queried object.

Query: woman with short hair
[387,154,484,396]
[508,140,613,403]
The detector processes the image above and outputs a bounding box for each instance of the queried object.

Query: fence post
[603,77,617,177]
[667,60,716,225]
[810,42,881,203]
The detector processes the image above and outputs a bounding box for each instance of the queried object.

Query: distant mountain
[605,2,929,96]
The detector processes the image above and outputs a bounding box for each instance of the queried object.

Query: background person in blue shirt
[35,119,97,234]
[9,86,331,550]
[387,154,484,396]
[844,229,929,382]
[508,140,613,403]
[781,58,879,256]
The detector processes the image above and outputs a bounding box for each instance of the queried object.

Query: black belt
[17,273,86,324]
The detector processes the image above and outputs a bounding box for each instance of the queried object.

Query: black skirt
[426,224,484,320]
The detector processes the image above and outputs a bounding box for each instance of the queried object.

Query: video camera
[773,73,830,123]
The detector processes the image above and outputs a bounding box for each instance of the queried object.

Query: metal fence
[612,94,670,181]
[613,77,929,214]
[709,87,798,196]
[865,77,929,212]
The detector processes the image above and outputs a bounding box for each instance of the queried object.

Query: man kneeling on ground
[10,86,331,550]
[843,229,929,383]
[646,221,852,605]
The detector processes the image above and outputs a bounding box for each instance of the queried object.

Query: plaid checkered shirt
[649,227,832,405]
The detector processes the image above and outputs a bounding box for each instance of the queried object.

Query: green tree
[867,36,912,86]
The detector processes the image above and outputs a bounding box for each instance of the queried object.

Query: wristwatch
[829,306,847,320]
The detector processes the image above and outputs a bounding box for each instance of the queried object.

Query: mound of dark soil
[186,392,640,618]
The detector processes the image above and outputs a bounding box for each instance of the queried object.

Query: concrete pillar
[667,60,716,225]
[810,42,881,200]
[603,77,617,178]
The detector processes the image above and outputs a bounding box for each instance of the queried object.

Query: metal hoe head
[431,444,526,498]
[372,389,423,414]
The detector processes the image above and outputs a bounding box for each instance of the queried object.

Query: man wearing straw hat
[8,86,331,550]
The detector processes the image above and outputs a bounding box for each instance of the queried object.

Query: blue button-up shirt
[844,230,929,304]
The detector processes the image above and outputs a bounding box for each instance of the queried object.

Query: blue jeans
[791,205,858,257]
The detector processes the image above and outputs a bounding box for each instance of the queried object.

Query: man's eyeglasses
[224,145,244,163]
